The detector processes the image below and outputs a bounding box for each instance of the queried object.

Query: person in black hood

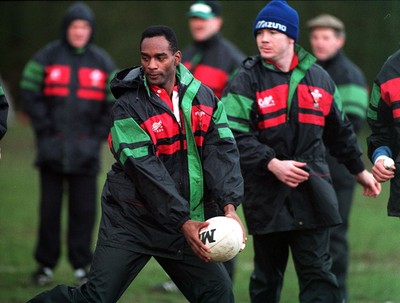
[20,1,117,286]
[61,1,95,45]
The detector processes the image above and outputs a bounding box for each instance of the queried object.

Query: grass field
[1,118,400,303]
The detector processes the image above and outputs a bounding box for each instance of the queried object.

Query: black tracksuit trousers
[327,153,356,303]
[27,243,234,303]
[34,168,97,270]
[249,228,341,303]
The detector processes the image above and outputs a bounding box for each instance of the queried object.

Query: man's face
[189,17,222,42]
[67,19,92,48]
[141,36,181,88]
[309,27,344,61]
[256,29,294,63]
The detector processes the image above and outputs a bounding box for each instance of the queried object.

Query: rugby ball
[199,216,244,262]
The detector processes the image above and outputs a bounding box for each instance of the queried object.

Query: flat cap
[306,14,345,32]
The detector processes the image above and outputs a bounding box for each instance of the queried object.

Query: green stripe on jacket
[367,83,380,121]
[178,64,204,222]
[222,92,253,133]
[20,60,44,92]
[110,117,151,164]
[337,83,368,119]
[215,100,236,139]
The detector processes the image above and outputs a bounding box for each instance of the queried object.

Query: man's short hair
[140,25,178,54]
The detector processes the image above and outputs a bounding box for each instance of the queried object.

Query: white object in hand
[199,216,244,262]
[383,158,395,170]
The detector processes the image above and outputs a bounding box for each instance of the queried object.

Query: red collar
[266,53,299,71]
[149,85,178,110]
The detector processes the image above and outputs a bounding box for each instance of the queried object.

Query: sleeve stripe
[111,117,151,164]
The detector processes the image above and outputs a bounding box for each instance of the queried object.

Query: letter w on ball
[199,229,217,244]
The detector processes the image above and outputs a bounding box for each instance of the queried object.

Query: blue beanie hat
[253,0,299,41]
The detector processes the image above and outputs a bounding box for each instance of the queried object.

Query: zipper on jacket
[63,53,80,171]
[178,86,190,202]
[148,92,190,201]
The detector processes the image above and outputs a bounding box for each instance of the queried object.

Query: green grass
[1,120,400,302]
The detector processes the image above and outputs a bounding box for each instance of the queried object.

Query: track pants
[250,228,341,303]
[327,153,356,303]
[34,168,97,269]
[27,243,234,303]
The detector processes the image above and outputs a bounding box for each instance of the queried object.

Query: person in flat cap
[20,1,117,287]
[222,1,381,302]
[307,13,369,303]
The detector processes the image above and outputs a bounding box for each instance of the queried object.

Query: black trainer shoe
[30,266,53,286]
[74,268,88,286]
[150,279,179,293]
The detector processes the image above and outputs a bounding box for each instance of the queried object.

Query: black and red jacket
[367,48,400,216]
[20,2,117,175]
[317,50,368,133]
[98,64,243,257]
[222,45,365,235]
[182,33,245,99]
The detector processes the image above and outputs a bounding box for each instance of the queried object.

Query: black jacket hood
[110,66,143,99]
[61,1,95,45]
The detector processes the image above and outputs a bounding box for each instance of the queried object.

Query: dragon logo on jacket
[311,89,322,108]
[195,109,206,129]
[195,110,206,118]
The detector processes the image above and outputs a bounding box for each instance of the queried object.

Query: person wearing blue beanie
[222,0,381,302]
[253,0,299,41]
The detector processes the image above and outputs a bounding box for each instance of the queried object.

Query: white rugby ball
[384,157,395,170]
[199,216,244,262]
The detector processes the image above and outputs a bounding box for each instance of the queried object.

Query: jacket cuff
[372,146,392,163]
[178,216,191,230]
[343,157,365,175]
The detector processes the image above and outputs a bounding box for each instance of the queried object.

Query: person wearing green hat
[182,1,245,100]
